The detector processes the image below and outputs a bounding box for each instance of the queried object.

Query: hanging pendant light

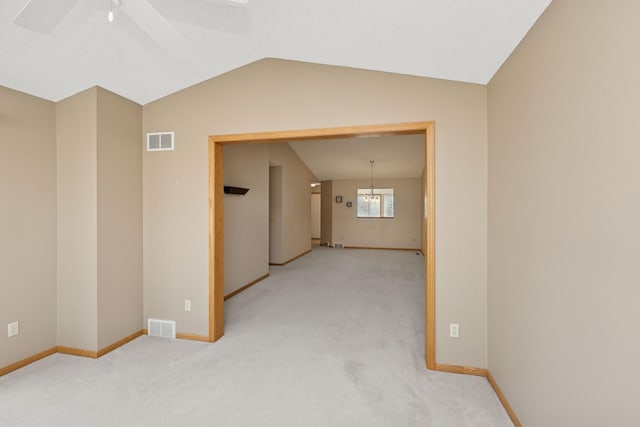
[365,160,379,202]
[369,160,375,197]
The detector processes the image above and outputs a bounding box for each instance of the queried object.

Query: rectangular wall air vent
[147,318,176,339]
[334,243,344,249]
[147,132,175,151]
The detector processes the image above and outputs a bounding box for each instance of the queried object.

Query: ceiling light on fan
[107,0,115,22]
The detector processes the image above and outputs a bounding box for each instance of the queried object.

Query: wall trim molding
[487,371,522,427]
[435,363,488,377]
[269,249,312,266]
[175,333,211,342]
[224,273,270,300]
[57,346,98,358]
[344,246,421,252]
[0,347,57,378]
[434,364,521,426]
[56,330,146,359]
[142,329,211,343]
[0,330,147,376]
[97,330,145,357]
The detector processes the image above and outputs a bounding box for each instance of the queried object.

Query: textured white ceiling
[0,0,551,105]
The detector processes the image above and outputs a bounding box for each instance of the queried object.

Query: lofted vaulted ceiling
[0,0,551,105]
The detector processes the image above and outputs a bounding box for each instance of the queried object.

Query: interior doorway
[208,121,435,369]
[268,165,283,262]
[310,191,321,242]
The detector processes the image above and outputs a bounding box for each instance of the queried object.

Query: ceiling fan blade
[120,0,193,60]
[150,0,251,36]
[12,0,79,34]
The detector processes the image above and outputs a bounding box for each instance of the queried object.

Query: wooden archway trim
[208,121,436,369]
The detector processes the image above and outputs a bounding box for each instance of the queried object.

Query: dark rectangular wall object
[224,186,249,195]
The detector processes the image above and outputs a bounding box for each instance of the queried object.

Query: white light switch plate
[449,323,459,338]
[8,321,19,337]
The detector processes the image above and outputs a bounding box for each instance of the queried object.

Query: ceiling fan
[12,0,250,57]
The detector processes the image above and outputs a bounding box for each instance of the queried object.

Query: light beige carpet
[0,248,512,426]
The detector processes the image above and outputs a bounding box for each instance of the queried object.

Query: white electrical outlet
[449,323,459,338]
[184,299,191,312]
[8,321,19,338]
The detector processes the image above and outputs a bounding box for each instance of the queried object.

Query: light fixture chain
[370,160,375,196]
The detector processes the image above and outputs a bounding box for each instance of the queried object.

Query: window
[357,188,394,218]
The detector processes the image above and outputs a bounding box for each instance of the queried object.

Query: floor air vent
[334,243,344,249]
[147,319,176,339]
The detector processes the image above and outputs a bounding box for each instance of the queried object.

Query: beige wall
[143,59,488,367]
[311,193,321,239]
[320,180,333,245]
[142,118,208,336]
[331,178,421,248]
[224,142,312,293]
[0,87,57,367]
[57,87,143,351]
[96,88,143,349]
[1,85,142,367]
[268,143,314,264]
[488,1,640,425]
[56,88,99,351]
[225,144,269,296]
[269,165,283,262]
